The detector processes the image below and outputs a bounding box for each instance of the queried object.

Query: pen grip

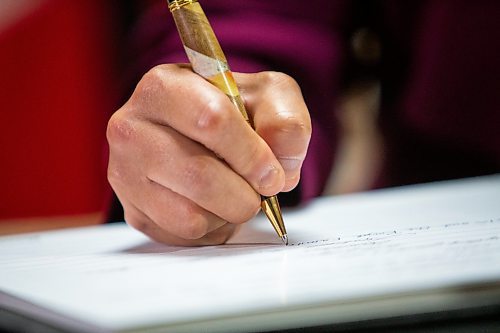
[170,1,251,125]
[169,0,287,242]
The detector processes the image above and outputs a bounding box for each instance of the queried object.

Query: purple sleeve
[119,0,500,216]
[127,0,351,204]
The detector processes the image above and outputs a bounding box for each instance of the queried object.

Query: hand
[107,64,311,246]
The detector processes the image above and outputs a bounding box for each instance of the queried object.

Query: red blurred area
[0,0,118,220]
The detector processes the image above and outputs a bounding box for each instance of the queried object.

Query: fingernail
[259,165,280,190]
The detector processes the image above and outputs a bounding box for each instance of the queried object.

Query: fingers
[109,137,246,246]
[107,64,311,246]
[132,65,285,197]
[107,112,261,227]
[123,198,238,246]
[235,72,312,192]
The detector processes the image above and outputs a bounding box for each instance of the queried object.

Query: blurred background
[0,0,386,234]
[0,0,125,233]
[13,0,490,235]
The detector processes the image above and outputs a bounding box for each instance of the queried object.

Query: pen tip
[282,234,288,246]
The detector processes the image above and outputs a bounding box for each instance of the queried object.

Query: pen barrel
[169,0,287,244]
[169,0,251,124]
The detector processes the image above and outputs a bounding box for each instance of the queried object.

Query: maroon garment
[377,1,500,189]
[126,0,500,205]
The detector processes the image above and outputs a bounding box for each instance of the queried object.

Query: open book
[1,175,500,332]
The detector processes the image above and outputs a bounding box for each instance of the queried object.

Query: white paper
[1,175,500,332]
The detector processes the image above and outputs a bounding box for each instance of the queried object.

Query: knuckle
[181,156,212,201]
[259,71,300,91]
[135,64,186,100]
[179,207,208,240]
[133,66,169,104]
[276,112,312,139]
[196,96,230,134]
[106,111,137,145]
[142,66,167,89]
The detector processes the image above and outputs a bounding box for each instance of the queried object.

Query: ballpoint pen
[167,0,288,245]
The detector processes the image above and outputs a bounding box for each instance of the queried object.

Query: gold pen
[167,0,288,245]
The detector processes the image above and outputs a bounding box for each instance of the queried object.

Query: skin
[107,64,311,246]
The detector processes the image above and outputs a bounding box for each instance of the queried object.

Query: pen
[167,0,288,245]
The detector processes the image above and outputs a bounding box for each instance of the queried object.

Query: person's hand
[107,64,311,245]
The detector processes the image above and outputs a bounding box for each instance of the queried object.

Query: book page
[1,175,500,332]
